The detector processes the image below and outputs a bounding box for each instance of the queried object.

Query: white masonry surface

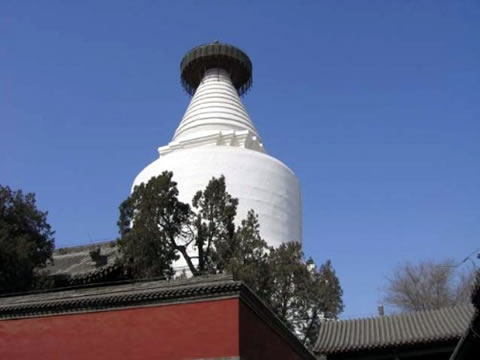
[133,68,302,248]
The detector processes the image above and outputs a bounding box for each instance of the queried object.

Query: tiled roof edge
[314,304,474,355]
[318,335,459,355]
[0,276,239,319]
[0,276,316,359]
[54,241,116,255]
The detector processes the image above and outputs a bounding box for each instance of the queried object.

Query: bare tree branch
[382,259,474,312]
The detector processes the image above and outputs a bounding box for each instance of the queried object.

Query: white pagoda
[133,42,302,248]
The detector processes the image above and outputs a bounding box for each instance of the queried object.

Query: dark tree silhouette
[117,172,344,348]
[0,185,55,293]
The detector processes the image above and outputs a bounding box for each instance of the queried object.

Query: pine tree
[117,172,344,348]
[0,185,55,293]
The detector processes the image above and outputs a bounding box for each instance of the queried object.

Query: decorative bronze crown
[180,41,252,96]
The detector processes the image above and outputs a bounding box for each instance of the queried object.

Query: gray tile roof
[0,274,238,319]
[314,304,474,355]
[47,241,119,277]
[0,274,316,360]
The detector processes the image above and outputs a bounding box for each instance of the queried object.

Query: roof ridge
[339,303,473,323]
[0,274,235,300]
[315,304,475,355]
[54,240,116,254]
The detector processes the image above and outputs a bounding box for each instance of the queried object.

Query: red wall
[239,301,305,360]
[0,298,239,360]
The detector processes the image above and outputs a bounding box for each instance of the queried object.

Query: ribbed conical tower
[172,68,263,148]
[160,68,264,154]
[159,41,265,155]
[133,42,302,248]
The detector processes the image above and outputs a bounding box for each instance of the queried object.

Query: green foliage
[191,175,238,273]
[117,172,188,278]
[266,242,309,321]
[297,259,344,348]
[116,172,344,348]
[0,185,55,293]
[261,243,344,348]
[118,173,255,278]
[217,210,271,299]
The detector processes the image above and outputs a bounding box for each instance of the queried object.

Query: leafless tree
[382,259,475,312]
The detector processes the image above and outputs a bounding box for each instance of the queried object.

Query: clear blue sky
[1,1,479,318]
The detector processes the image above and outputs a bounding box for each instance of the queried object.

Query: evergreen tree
[265,243,344,348]
[297,259,344,348]
[0,185,55,293]
[118,173,242,277]
[117,172,189,278]
[116,172,344,348]
[217,210,271,299]
[191,175,238,274]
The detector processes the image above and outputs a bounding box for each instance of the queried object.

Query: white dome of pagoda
[133,43,302,247]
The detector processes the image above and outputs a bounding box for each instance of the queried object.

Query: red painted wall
[239,301,305,360]
[0,298,239,360]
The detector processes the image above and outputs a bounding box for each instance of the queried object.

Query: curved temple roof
[314,304,474,355]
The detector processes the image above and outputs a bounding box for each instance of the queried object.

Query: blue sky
[1,1,479,318]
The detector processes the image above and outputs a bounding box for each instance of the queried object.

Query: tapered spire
[173,68,261,142]
[134,41,302,250]
[159,42,264,155]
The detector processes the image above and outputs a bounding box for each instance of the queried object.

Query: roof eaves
[0,275,240,320]
[314,304,474,355]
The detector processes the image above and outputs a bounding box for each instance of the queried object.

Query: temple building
[41,42,302,284]
[314,274,480,360]
[0,275,315,360]
[133,42,302,249]
[2,41,478,360]
[314,304,474,359]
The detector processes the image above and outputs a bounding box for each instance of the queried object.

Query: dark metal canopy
[180,41,252,96]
